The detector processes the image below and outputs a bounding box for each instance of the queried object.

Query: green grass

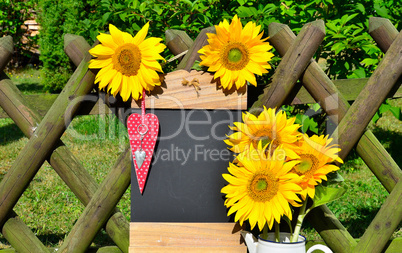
[0,68,401,249]
[7,67,43,95]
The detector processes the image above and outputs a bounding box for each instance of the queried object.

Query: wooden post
[336,31,402,160]
[58,146,132,252]
[64,34,92,67]
[257,20,326,110]
[307,205,356,252]
[176,26,215,71]
[0,43,95,226]
[354,180,402,252]
[0,36,13,71]
[165,29,193,56]
[369,17,399,52]
[0,36,50,253]
[2,211,50,253]
[369,17,402,103]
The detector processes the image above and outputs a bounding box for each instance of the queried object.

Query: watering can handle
[307,244,333,253]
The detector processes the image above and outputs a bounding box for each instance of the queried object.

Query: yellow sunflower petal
[133,22,149,45]
[198,15,273,90]
[109,24,124,45]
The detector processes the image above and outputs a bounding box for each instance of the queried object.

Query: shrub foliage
[34,0,401,92]
[0,0,38,67]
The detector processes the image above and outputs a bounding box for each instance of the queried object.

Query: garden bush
[0,0,38,68]
[36,0,87,92]
[36,0,401,92]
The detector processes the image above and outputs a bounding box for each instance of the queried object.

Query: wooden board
[129,222,246,253]
[131,69,247,110]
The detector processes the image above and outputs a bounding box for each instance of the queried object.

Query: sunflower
[89,23,166,101]
[224,107,301,159]
[291,134,343,200]
[221,143,302,231]
[197,15,273,90]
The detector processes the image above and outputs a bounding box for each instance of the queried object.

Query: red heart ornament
[127,113,159,194]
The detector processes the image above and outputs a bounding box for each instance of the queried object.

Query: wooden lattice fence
[0,17,401,252]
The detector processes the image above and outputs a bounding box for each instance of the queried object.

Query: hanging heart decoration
[127,113,159,194]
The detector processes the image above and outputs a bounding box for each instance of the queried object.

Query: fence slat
[58,146,132,252]
[336,31,402,160]
[0,46,95,226]
[257,20,326,111]
[369,17,399,52]
[165,29,193,56]
[0,36,13,72]
[354,180,402,252]
[1,211,50,253]
[176,26,215,71]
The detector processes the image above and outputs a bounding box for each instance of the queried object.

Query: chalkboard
[130,109,242,222]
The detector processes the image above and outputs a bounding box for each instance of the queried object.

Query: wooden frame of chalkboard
[129,70,247,252]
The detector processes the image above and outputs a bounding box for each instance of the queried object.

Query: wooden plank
[131,69,247,110]
[257,20,326,109]
[129,247,245,253]
[129,222,245,252]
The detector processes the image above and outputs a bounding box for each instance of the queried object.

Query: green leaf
[361,58,378,67]
[379,103,391,114]
[355,3,365,14]
[372,112,380,123]
[237,0,247,6]
[389,106,401,120]
[181,0,193,6]
[102,12,111,23]
[351,35,367,44]
[309,119,318,134]
[346,13,359,23]
[326,171,344,184]
[311,184,347,209]
[311,103,321,112]
[331,42,345,55]
[374,3,392,19]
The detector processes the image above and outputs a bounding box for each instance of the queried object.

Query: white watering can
[241,231,333,253]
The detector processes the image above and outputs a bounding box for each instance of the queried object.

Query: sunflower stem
[291,198,308,242]
[274,221,280,242]
[262,223,268,240]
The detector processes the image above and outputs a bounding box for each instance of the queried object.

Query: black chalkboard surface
[131,109,242,222]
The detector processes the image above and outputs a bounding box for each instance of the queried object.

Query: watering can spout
[240,231,257,253]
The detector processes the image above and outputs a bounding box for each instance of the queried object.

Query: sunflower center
[293,154,319,177]
[250,127,280,149]
[221,42,249,70]
[248,172,278,202]
[112,43,141,76]
[228,48,242,62]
